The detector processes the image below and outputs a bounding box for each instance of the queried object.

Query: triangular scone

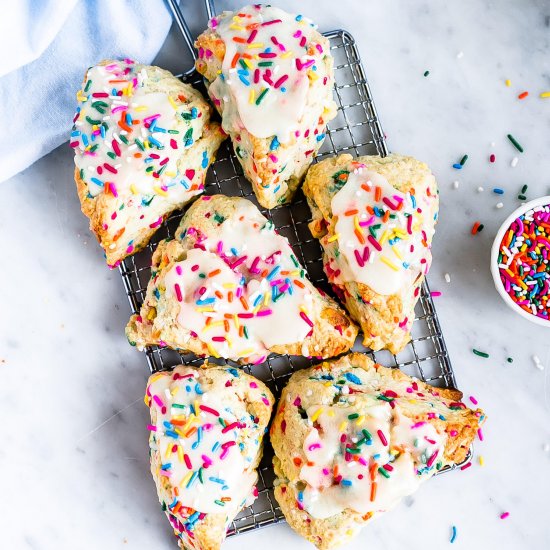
[146,364,274,550]
[71,59,225,267]
[195,5,336,209]
[270,353,485,549]
[303,154,439,354]
[126,194,357,363]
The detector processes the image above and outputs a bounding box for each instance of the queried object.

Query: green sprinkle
[378,467,391,478]
[157,164,167,176]
[214,213,225,224]
[172,403,185,409]
[291,255,299,268]
[239,59,248,70]
[377,395,394,402]
[521,184,528,193]
[507,133,524,153]
[106,151,116,160]
[145,166,154,173]
[423,70,430,77]
[243,326,249,339]
[460,154,469,166]
[198,273,206,279]
[507,357,514,363]
[346,447,361,454]
[256,88,269,105]
[135,139,145,151]
[258,61,274,67]
[168,129,179,134]
[361,429,372,441]
[347,413,359,420]
[473,349,489,358]
[83,79,92,92]
[477,224,485,232]
[85,116,101,125]
[518,194,527,200]
[214,500,225,506]
[119,134,129,145]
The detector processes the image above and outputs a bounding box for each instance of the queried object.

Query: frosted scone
[126,195,357,363]
[303,154,439,354]
[146,364,274,550]
[71,59,225,267]
[195,5,336,209]
[271,353,485,549]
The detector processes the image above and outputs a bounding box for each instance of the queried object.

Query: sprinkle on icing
[160,200,320,362]
[204,5,322,142]
[146,366,271,546]
[71,59,211,262]
[324,162,438,296]
[279,363,480,520]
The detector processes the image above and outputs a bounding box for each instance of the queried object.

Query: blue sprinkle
[341,479,353,487]
[196,297,216,305]
[344,372,362,385]
[269,136,280,150]
[239,74,250,86]
[163,421,173,429]
[195,383,203,395]
[148,136,162,148]
[162,462,172,470]
[126,113,133,125]
[411,195,417,208]
[165,430,179,439]
[267,265,281,281]
[316,133,326,142]
[82,134,89,147]
[453,163,462,169]
[187,511,200,523]
[181,178,190,189]
[191,107,198,119]
[253,294,263,307]
[100,125,106,138]
[91,177,103,187]
[231,247,239,256]
[295,14,303,21]
[280,87,286,92]
[212,441,220,452]
[153,288,160,299]
[71,130,81,137]
[273,184,281,194]
[450,526,457,544]
[493,188,504,194]
[201,151,208,168]
[168,498,178,509]
[209,477,225,484]
[227,367,239,377]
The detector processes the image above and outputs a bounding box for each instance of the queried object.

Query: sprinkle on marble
[500,512,510,520]
[452,180,460,189]
[423,70,430,77]
[511,156,519,168]
[471,222,483,235]
[518,91,529,100]
[450,525,458,543]
[472,349,489,358]
[444,273,451,283]
[507,134,524,153]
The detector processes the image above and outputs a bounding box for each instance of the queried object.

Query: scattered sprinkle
[424,70,430,77]
[452,180,460,189]
[518,91,529,100]
[473,349,489,358]
[496,202,504,209]
[471,222,484,235]
[507,357,513,363]
[450,525,457,544]
[477,186,484,193]
[444,273,451,283]
[500,512,510,520]
[511,156,519,168]
[505,79,511,87]
[540,92,550,98]
[493,188,504,195]
[507,134,524,153]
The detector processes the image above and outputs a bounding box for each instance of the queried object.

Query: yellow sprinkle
[207,343,220,357]
[247,42,264,49]
[281,50,293,59]
[239,348,255,357]
[229,23,244,31]
[356,415,365,426]
[327,233,340,243]
[540,92,550,98]
[478,455,484,466]
[307,70,319,81]
[393,228,407,239]
[380,256,399,271]
[249,88,255,104]
[178,445,184,463]
[180,471,193,487]
[168,95,179,109]
[392,245,403,260]
[165,171,176,178]
[311,408,323,422]
[202,320,225,332]
[147,307,157,320]
[241,58,253,69]
[149,373,164,384]
[135,105,148,111]
[223,282,236,289]
[505,79,511,87]
[338,421,347,432]
[196,306,215,313]
[154,186,168,197]
[379,230,390,245]
[165,444,172,459]
[264,292,270,306]
[130,184,138,195]
[354,216,362,233]
[171,386,180,396]
[327,409,335,417]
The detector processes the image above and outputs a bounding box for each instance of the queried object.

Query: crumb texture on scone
[126,194,357,363]
[270,353,485,549]
[195,5,336,209]
[146,363,274,550]
[303,153,439,354]
[71,59,225,266]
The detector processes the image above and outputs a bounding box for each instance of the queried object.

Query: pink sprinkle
[69,141,79,148]
[477,428,484,441]
[431,291,442,297]
[247,29,258,43]
[147,424,157,431]
[111,139,121,157]
[460,462,472,471]
[308,443,322,451]
[199,404,220,417]
[250,381,258,389]
[490,154,496,163]
[256,309,273,317]
[222,422,239,433]
[293,397,301,407]
[274,74,289,89]
[300,311,314,327]
[368,235,382,251]
[174,283,182,302]
[201,454,213,466]
[184,454,192,469]
[426,449,439,468]
[411,422,427,429]
[377,429,388,446]
[322,468,330,475]
[500,512,510,520]
[126,245,134,254]
[469,396,478,405]
[176,265,182,276]
[153,395,164,408]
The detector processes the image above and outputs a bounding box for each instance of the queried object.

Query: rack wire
[118,1,470,537]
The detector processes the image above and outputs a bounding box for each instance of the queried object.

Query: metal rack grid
[118,4,469,537]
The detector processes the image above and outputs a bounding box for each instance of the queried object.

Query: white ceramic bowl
[490,195,550,328]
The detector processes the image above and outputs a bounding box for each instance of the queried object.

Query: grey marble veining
[1,1,549,548]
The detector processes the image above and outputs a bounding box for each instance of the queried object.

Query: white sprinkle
[511,157,519,168]
[457,51,464,59]
[496,202,504,209]
[544,443,550,452]
[453,181,460,189]
[533,355,541,364]
[444,273,451,283]
[477,186,484,193]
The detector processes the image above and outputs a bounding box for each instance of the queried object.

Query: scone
[195,4,336,209]
[146,364,274,550]
[303,154,439,354]
[126,194,357,363]
[71,59,225,267]
[270,353,485,549]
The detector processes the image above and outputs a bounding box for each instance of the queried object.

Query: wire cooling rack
[118,0,470,536]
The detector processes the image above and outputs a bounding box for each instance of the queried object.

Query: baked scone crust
[195,6,336,209]
[72,59,225,267]
[303,153,439,354]
[270,353,484,549]
[126,195,357,363]
[147,364,274,550]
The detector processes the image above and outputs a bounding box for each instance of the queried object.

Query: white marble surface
[1,0,550,548]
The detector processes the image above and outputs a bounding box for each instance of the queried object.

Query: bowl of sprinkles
[491,196,550,326]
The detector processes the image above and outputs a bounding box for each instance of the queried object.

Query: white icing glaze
[327,166,437,295]
[147,368,261,514]
[207,5,319,142]
[163,200,317,362]
[71,60,210,257]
